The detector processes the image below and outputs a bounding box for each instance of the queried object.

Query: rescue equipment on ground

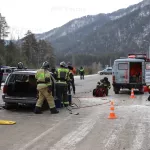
[0,120,16,125]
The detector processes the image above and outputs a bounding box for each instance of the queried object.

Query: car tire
[100,72,103,75]
[114,87,120,94]
[114,91,119,94]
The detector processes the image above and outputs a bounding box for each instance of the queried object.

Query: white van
[1,67,17,83]
[112,57,150,94]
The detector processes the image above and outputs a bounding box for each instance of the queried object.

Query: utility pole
[148,44,150,59]
[72,54,75,66]
[143,40,150,59]
[110,59,111,67]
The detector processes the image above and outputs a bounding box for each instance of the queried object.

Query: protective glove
[45,77,50,83]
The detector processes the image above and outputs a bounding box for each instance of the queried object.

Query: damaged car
[2,70,56,109]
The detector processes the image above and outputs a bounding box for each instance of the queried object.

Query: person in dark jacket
[100,77,111,96]
[51,67,57,79]
[17,62,24,69]
[67,63,75,95]
[79,66,84,80]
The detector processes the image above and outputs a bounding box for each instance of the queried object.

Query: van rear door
[116,62,129,83]
[145,62,150,85]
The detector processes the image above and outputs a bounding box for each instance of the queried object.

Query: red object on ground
[143,86,149,92]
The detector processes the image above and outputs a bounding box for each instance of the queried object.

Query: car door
[107,68,112,74]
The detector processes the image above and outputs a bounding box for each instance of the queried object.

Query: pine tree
[5,41,19,66]
[0,13,9,40]
[21,30,38,67]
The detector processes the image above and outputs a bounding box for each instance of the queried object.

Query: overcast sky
[0,0,143,39]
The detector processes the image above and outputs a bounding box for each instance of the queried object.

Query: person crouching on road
[55,61,70,107]
[93,81,106,97]
[100,77,111,96]
[34,61,59,114]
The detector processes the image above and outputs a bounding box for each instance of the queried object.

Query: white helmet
[60,61,66,67]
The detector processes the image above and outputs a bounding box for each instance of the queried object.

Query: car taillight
[3,85,8,94]
[3,73,8,76]
[112,75,115,83]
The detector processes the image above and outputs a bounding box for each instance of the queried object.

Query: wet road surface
[0,74,150,150]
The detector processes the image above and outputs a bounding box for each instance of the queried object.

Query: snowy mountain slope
[36,0,150,55]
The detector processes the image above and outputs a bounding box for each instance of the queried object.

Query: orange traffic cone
[130,88,135,99]
[108,101,117,119]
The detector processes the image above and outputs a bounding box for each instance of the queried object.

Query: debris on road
[0,120,16,125]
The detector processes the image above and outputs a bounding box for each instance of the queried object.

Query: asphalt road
[0,74,150,150]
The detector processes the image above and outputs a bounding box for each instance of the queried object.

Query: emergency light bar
[128,55,135,58]
[128,54,147,60]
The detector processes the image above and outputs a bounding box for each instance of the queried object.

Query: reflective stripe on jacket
[56,68,69,84]
[35,69,51,90]
[80,69,84,72]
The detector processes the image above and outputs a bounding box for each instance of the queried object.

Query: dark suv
[2,70,56,109]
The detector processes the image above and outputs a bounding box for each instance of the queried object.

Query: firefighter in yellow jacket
[34,61,59,114]
[56,61,70,107]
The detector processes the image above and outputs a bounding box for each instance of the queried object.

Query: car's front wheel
[100,72,103,75]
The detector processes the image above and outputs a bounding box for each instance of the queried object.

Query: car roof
[106,67,112,69]
[1,67,17,70]
[114,58,145,62]
[12,70,37,75]
[11,69,53,75]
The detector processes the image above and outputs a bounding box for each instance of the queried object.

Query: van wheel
[115,90,119,94]
[100,73,103,75]
[139,88,144,94]
[4,102,18,110]
[114,87,120,94]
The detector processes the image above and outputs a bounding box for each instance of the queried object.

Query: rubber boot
[34,106,42,114]
[64,104,69,107]
[50,107,59,114]
[148,95,150,101]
